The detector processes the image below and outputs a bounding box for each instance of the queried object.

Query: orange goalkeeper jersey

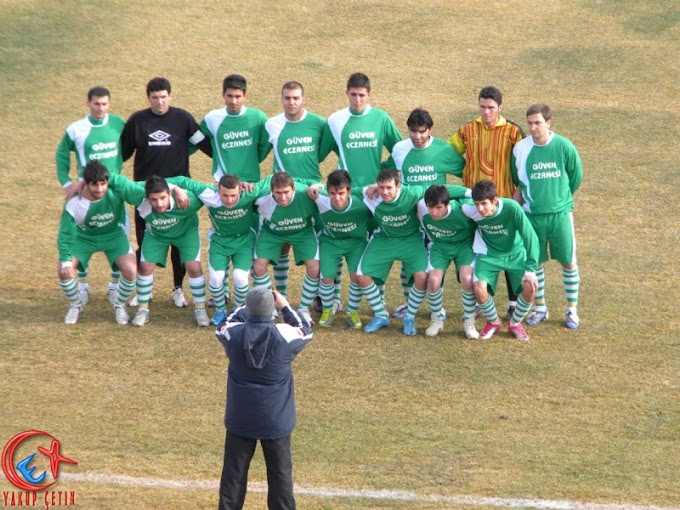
[448,116,524,198]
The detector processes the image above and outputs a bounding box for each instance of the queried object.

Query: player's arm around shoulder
[107,173,145,206]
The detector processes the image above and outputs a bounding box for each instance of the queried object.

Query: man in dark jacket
[215,287,312,510]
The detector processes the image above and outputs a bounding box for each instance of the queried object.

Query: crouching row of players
[57,162,544,341]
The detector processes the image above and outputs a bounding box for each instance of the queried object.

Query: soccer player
[448,86,525,318]
[56,162,136,325]
[325,72,402,312]
[383,107,467,318]
[265,81,333,302]
[200,73,271,183]
[107,173,210,327]
[251,173,320,325]
[306,170,374,329]
[56,86,126,305]
[461,180,540,341]
[325,72,402,188]
[169,174,267,326]
[417,185,478,338]
[384,108,465,185]
[357,169,469,336]
[121,77,212,308]
[512,103,583,329]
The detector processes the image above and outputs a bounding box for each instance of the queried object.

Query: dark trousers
[505,270,518,303]
[134,209,185,289]
[218,431,295,510]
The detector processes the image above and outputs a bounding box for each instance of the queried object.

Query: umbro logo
[149,130,171,142]
[148,130,172,146]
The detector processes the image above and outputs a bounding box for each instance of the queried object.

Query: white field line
[55,473,678,510]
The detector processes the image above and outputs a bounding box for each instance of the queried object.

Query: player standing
[56,86,126,305]
[121,77,211,308]
[448,86,524,318]
[265,81,333,301]
[512,103,583,329]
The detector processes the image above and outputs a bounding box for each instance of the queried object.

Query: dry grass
[1,0,679,509]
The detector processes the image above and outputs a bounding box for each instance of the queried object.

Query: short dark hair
[479,86,503,105]
[526,103,552,121]
[145,175,170,196]
[471,179,498,202]
[377,169,400,185]
[407,108,434,130]
[271,172,294,190]
[281,81,304,95]
[347,72,371,92]
[223,74,247,93]
[326,169,352,190]
[147,77,171,96]
[83,161,109,184]
[219,174,241,189]
[424,185,450,208]
[87,86,110,101]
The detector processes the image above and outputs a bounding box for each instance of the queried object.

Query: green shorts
[208,228,256,272]
[73,230,133,273]
[141,229,201,267]
[474,250,528,296]
[319,236,367,278]
[357,235,428,286]
[427,242,475,274]
[254,227,319,265]
[528,211,577,265]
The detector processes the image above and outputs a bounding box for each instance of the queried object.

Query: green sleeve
[322,123,339,157]
[383,116,402,153]
[445,184,471,200]
[55,132,76,187]
[566,143,583,194]
[511,153,519,186]
[56,208,77,262]
[381,154,397,170]
[517,206,540,272]
[107,173,146,206]
[444,146,465,178]
[257,111,272,163]
[254,175,273,197]
[166,176,213,196]
[317,123,334,163]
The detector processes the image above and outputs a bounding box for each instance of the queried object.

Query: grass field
[0,1,679,509]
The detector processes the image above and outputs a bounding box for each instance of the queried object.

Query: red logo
[2,430,77,491]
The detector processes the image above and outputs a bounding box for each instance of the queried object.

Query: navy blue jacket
[215,305,312,439]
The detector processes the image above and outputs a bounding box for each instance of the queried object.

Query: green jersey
[199,106,271,183]
[417,199,476,246]
[325,105,402,187]
[56,113,125,187]
[313,189,373,241]
[108,174,204,242]
[265,110,333,184]
[255,181,317,235]
[461,198,539,271]
[363,184,469,239]
[57,189,128,262]
[384,137,465,185]
[171,176,267,238]
[512,132,583,215]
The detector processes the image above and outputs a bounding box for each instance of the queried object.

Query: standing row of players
[56,73,583,339]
